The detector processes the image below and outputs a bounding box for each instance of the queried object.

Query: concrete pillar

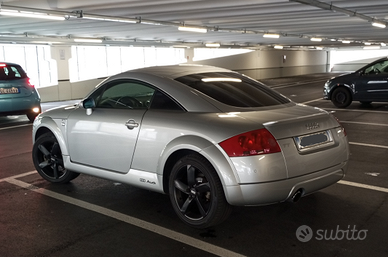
[50,46,73,101]
[185,48,194,63]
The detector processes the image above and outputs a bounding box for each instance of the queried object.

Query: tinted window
[89,79,183,111]
[150,91,183,110]
[364,59,388,75]
[0,64,27,80]
[94,81,155,109]
[175,72,290,107]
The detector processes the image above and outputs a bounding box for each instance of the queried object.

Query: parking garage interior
[1,1,388,256]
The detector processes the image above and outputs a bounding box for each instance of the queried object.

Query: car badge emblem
[306,122,319,130]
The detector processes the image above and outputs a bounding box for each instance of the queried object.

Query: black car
[323,57,388,108]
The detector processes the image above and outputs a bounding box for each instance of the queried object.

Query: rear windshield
[175,72,290,107]
[0,64,28,80]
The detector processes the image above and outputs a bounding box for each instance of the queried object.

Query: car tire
[32,133,80,183]
[360,101,372,105]
[331,87,352,108]
[169,154,232,229]
[26,112,39,122]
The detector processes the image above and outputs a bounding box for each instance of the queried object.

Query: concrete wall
[192,49,329,80]
[37,48,329,102]
[38,78,106,102]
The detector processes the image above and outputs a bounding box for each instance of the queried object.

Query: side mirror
[82,98,95,115]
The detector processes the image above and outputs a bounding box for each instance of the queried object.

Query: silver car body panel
[32,64,349,206]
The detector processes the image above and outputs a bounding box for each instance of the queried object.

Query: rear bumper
[224,161,347,206]
[0,98,41,115]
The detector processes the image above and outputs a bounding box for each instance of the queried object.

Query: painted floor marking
[0,124,32,131]
[2,172,245,257]
[349,142,388,150]
[2,167,388,257]
[325,108,388,114]
[341,121,388,127]
[338,180,388,194]
[301,98,324,104]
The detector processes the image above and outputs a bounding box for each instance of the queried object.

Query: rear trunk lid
[236,104,347,178]
[0,78,32,99]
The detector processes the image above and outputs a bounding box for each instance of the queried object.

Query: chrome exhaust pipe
[289,188,304,203]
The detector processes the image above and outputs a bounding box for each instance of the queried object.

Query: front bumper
[224,161,347,206]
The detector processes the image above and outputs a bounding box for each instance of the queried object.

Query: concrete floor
[0,73,387,257]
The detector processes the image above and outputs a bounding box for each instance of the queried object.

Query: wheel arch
[329,83,353,99]
[160,135,239,194]
[33,117,69,155]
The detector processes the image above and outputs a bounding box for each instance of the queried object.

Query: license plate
[0,87,20,94]
[294,130,333,151]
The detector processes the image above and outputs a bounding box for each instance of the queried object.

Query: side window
[365,60,388,75]
[149,91,183,111]
[94,80,155,109]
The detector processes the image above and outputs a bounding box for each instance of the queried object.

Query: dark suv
[323,57,388,108]
[0,62,41,122]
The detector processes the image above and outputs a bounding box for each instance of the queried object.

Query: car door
[356,59,388,100]
[66,80,155,174]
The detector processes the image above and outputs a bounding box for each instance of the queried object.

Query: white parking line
[0,124,32,131]
[2,172,245,257]
[338,180,388,194]
[349,142,388,150]
[325,108,388,114]
[2,165,388,256]
[341,121,388,127]
[301,98,324,105]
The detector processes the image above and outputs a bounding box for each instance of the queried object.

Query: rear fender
[159,135,240,187]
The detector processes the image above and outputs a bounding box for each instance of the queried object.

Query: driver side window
[95,80,155,109]
[364,60,388,75]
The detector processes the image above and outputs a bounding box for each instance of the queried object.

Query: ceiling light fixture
[74,38,103,43]
[82,15,137,23]
[0,9,65,20]
[363,46,381,50]
[342,40,351,44]
[381,43,387,46]
[205,43,220,47]
[178,26,207,33]
[372,22,386,28]
[364,42,372,45]
[311,37,322,42]
[263,33,280,38]
[274,45,283,49]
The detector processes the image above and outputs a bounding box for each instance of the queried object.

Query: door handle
[125,119,139,130]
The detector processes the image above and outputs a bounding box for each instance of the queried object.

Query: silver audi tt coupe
[32,64,349,228]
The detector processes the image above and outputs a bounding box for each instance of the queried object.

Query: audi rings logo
[296,225,368,242]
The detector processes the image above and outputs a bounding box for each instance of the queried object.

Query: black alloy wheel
[32,133,79,183]
[169,154,231,229]
[331,87,352,108]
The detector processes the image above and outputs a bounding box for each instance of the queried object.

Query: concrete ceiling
[1,0,388,50]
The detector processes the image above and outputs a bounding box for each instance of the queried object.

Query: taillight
[27,78,35,88]
[0,64,6,67]
[219,128,281,157]
[331,113,347,136]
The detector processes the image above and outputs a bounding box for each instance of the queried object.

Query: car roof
[0,62,22,66]
[126,64,234,79]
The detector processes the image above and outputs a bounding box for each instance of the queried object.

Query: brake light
[219,128,281,157]
[0,64,6,67]
[331,114,347,136]
[27,78,35,88]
